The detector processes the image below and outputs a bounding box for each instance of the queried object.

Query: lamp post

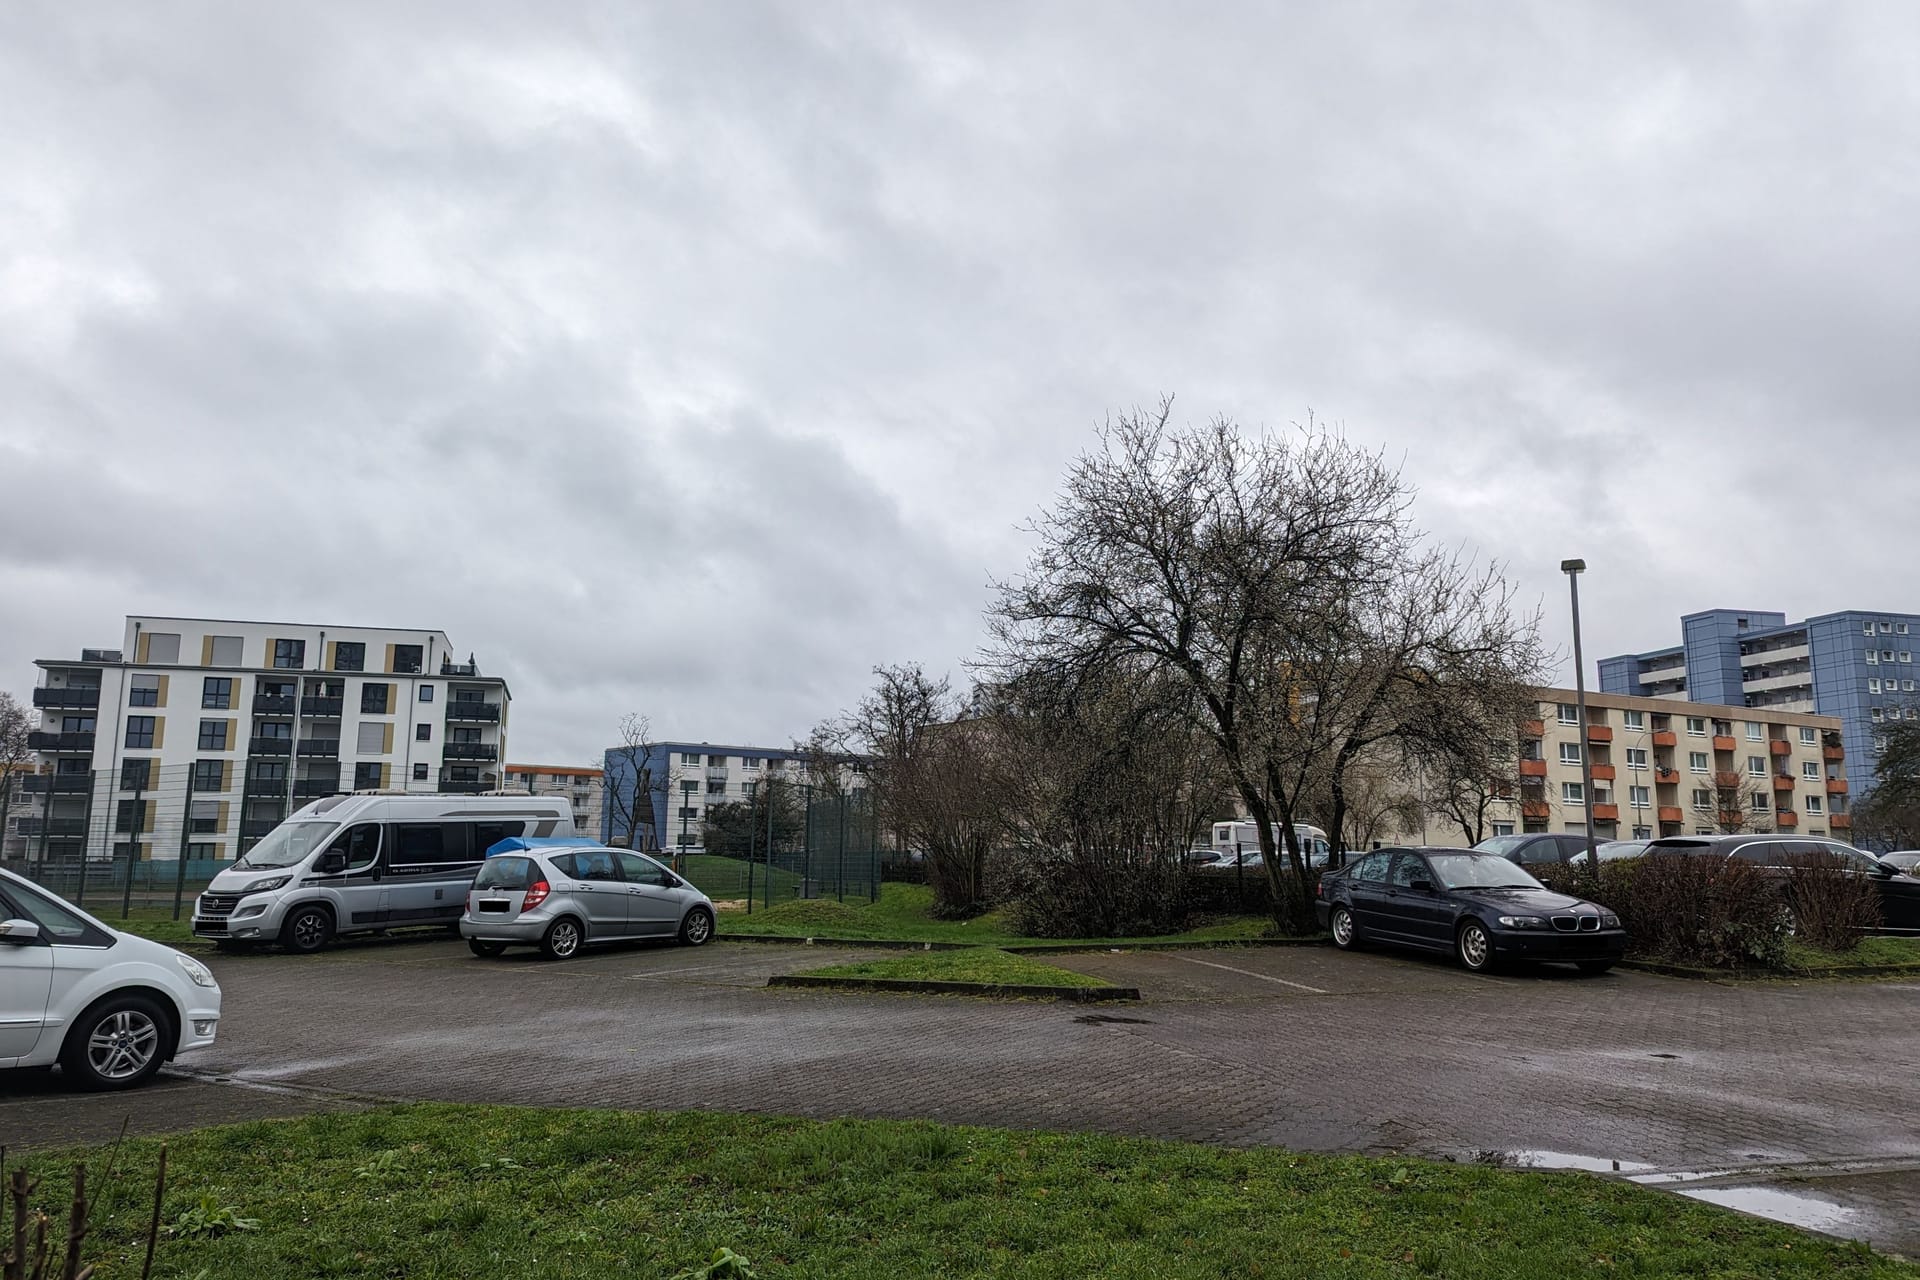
[1562,558,1599,873]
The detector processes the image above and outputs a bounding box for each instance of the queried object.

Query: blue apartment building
[1600,608,1920,802]
[600,741,815,849]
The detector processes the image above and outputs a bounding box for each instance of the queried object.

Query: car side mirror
[317,851,347,874]
[1410,878,1434,894]
[0,918,43,944]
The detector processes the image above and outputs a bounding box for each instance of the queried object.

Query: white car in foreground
[0,868,222,1090]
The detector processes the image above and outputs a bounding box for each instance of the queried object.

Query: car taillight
[522,879,551,910]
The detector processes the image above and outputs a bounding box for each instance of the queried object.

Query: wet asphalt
[3,936,1916,1257]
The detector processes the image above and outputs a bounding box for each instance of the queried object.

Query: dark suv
[1643,835,1920,933]
[1473,832,1596,868]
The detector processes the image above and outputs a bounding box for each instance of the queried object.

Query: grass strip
[15,1105,1911,1279]
[796,945,1115,989]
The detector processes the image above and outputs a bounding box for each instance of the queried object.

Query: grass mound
[742,896,870,930]
[800,947,1114,989]
[16,1105,1909,1279]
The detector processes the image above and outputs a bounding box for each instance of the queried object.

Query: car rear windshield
[473,856,536,890]
[1471,835,1531,855]
[1427,855,1545,890]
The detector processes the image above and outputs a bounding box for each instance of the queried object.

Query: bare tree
[989,402,1540,924]
[1707,769,1772,835]
[1421,723,1525,847]
[842,663,952,855]
[0,692,32,855]
[603,713,664,848]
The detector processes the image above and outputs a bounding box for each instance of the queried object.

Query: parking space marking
[1166,953,1330,994]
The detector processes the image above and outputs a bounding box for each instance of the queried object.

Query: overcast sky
[3,3,1916,764]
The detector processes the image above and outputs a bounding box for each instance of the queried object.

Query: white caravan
[192,793,575,952]
[1210,821,1333,868]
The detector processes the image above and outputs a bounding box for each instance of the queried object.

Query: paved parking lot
[6,936,1918,1254]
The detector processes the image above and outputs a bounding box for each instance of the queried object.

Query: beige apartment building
[1481,688,1851,844]
[502,764,603,839]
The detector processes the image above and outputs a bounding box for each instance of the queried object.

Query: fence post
[172,771,196,920]
[802,784,813,898]
[34,778,52,880]
[121,779,144,920]
[745,801,756,916]
[75,771,98,908]
[766,781,778,910]
[836,792,848,902]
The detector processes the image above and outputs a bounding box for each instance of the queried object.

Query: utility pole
[1563,558,1599,873]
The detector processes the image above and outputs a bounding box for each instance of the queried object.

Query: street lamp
[1562,559,1599,873]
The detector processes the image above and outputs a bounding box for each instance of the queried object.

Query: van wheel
[62,995,170,1091]
[679,907,714,947]
[468,939,506,958]
[280,905,333,954]
[540,917,583,961]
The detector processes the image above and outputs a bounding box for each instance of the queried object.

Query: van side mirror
[317,851,347,874]
[0,919,43,944]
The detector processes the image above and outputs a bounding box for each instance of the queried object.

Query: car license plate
[478,900,510,914]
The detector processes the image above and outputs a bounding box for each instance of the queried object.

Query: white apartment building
[1478,688,1850,845]
[502,764,603,839]
[8,616,510,865]
[601,740,867,849]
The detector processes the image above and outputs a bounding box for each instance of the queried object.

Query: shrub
[1781,852,1883,952]
[1536,855,1788,970]
[995,851,1189,938]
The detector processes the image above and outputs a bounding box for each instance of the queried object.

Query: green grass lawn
[723,882,1278,949]
[80,903,202,946]
[1788,935,1920,972]
[675,854,806,901]
[16,1105,1909,1280]
[799,946,1114,989]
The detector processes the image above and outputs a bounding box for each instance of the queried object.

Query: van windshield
[235,822,339,871]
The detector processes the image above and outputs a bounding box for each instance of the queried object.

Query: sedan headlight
[1497,915,1547,930]
[176,954,218,988]
[1598,910,1621,929]
[245,875,292,895]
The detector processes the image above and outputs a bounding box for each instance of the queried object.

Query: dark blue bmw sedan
[1315,847,1627,974]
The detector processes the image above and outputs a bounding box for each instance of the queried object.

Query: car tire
[1456,919,1497,973]
[678,907,714,947]
[1329,905,1359,951]
[279,904,333,954]
[539,916,584,961]
[61,994,170,1091]
[1576,960,1615,975]
[467,939,507,958]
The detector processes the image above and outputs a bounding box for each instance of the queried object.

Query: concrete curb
[766,973,1142,1001]
[1618,957,1920,982]
[719,933,1325,954]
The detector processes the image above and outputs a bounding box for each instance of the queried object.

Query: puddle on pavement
[1503,1150,1656,1174]
[1678,1186,1858,1234]
[1073,1013,1154,1025]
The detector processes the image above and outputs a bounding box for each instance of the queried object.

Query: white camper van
[192,793,575,952]
[1210,821,1334,868]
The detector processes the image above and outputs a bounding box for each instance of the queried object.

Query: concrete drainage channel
[1478,1149,1920,1253]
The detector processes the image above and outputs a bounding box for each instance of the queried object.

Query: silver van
[192,793,576,952]
[460,842,715,960]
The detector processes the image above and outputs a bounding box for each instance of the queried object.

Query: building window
[1866,650,1879,665]
[125,716,156,749]
[708,756,728,768]
[1799,727,1816,745]
[1686,717,1706,735]
[1631,825,1651,839]
[415,723,431,741]
[1800,761,1819,780]
[197,719,229,750]
[121,759,151,791]
[1688,751,1709,773]
[681,780,698,793]
[1900,623,1911,635]
[393,644,424,674]
[116,799,146,832]
[1883,650,1896,662]
[144,633,181,664]
[355,723,385,754]
[1557,703,1579,725]
[1873,708,1885,722]
[1628,785,1650,808]
[1561,781,1584,805]
[256,720,292,740]
[62,714,96,733]
[413,763,429,781]
[189,799,220,833]
[1491,822,1514,837]
[1558,742,1583,765]
[682,753,701,766]
[1747,756,1766,776]
[1881,621,1894,633]
[418,685,434,703]
[1806,796,1824,815]
[192,760,224,791]
[208,635,242,665]
[273,639,305,669]
[1744,722,1762,740]
[361,684,390,714]
[354,762,383,789]
[1623,710,1645,730]
[1864,621,1877,636]
[1903,652,1914,664]
[742,757,761,769]
[1625,747,1647,770]
[333,641,365,672]
[1751,792,1770,812]
[1870,678,1882,693]
[202,677,233,709]
[128,674,159,707]
[1691,789,1711,810]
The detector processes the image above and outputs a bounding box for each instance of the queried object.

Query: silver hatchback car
[459,844,715,960]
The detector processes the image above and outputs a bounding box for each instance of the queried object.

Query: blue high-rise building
[1600,608,1920,800]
